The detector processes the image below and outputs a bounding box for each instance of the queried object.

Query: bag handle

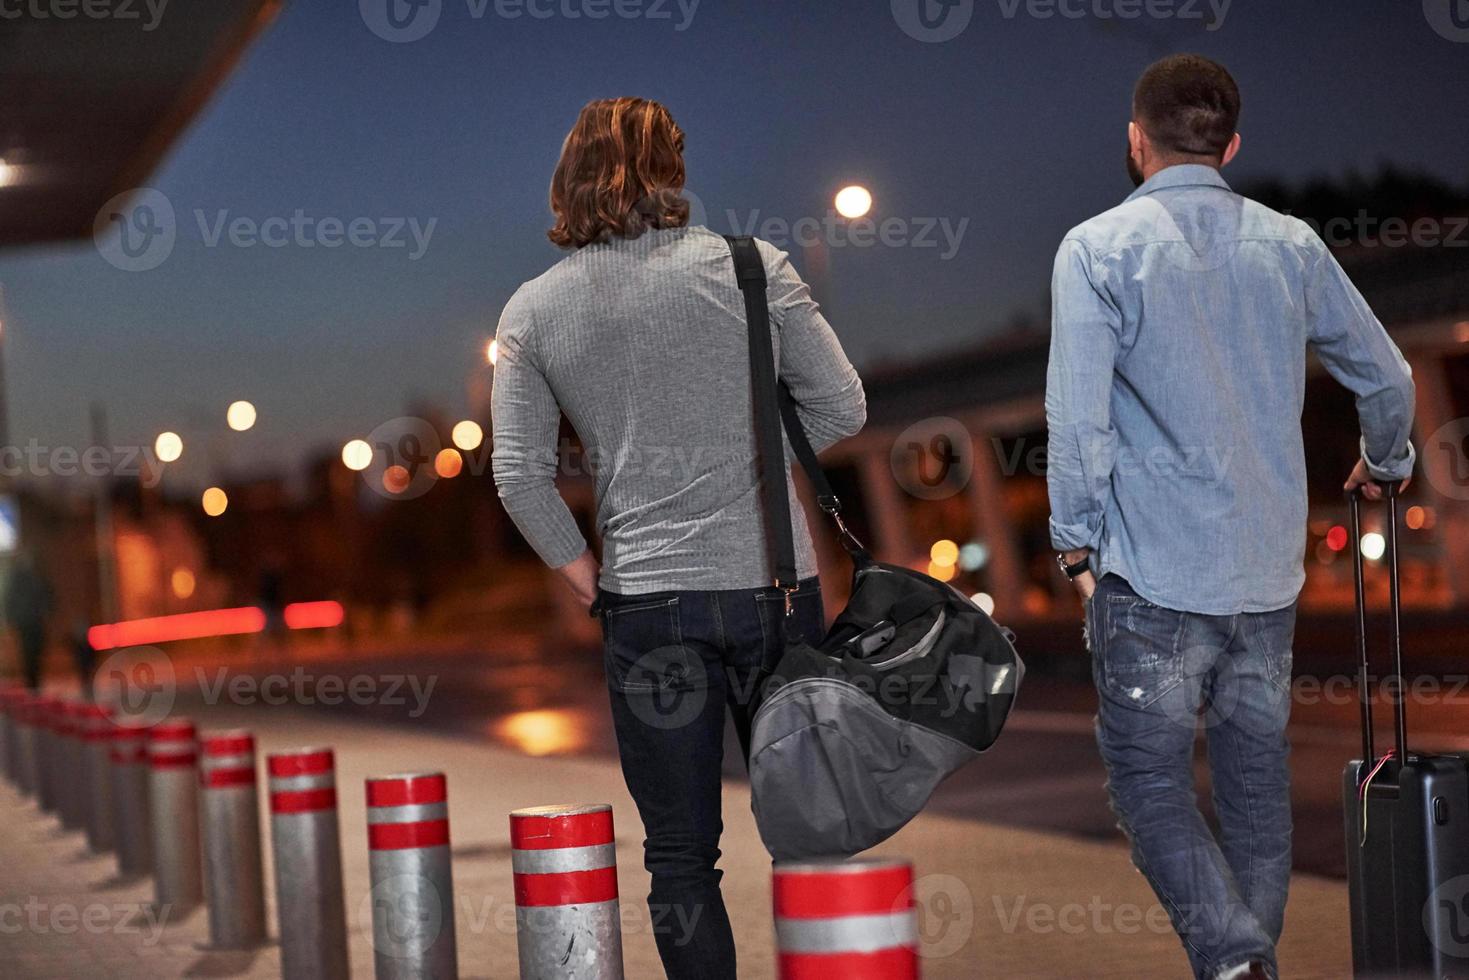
[724,236,869,602]
[1348,483,1407,770]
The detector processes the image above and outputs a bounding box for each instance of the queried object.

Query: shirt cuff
[1049,515,1102,554]
[1360,436,1416,483]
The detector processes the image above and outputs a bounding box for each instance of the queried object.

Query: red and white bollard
[772,857,920,979]
[149,718,203,909]
[200,730,267,948]
[58,697,89,830]
[509,803,623,979]
[11,692,40,796]
[365,772,458,979]
[268,747,350,980]
[81,702,116,853]
[110,720,153,878]
[0,686,26,789]
[0,683,17,785]
[34,695,63,813]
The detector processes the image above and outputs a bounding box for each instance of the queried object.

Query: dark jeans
[598,578,824,980]
[1088,574,1296,980]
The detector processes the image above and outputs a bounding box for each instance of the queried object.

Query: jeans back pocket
[601,596,706,694]
[1095,593,1187,708]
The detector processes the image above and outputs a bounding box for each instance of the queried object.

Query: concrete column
[1408,350,1469,606]
[967,427,1027,616]
[857,446,913,563]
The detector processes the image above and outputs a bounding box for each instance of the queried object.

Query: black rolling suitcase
[1342,486,1469,979]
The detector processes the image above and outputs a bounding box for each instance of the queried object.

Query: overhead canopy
[0,0,282,248]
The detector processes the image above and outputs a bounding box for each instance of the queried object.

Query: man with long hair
[492,98,865,978]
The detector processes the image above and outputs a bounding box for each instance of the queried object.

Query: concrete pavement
[0,697,1352,978]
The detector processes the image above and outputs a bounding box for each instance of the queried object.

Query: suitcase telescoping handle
[1348,483,1407,771]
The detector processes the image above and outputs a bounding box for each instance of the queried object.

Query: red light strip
[283,600,345,630]
[89,601,345,651]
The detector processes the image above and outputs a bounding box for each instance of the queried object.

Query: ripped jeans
[1087,574,1296,980]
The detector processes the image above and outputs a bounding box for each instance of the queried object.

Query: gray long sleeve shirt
[490,225,867,595]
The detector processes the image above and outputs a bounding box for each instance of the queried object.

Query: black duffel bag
[724,235,1025,862]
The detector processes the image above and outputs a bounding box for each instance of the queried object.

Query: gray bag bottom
[749,677,981,862]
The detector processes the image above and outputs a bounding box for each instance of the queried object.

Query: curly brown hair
[548,97,690,249]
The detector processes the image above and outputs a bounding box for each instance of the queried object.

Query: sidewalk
[0,698,1352,978]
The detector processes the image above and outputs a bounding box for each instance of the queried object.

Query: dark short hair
[1132,54,1240,159]
[548,97,689,250]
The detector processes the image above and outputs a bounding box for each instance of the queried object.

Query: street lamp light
[201,486,228,517]
[226,400,257,432]
[341,439,372,472]
[834,185,873,220]
[451,420,483,451]
[486,339,499,366]
[155,431,183,463]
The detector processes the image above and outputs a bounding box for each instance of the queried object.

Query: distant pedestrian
[69,618,96,695]
[3,551,54,691]
[492,98,865,979]
[1046,55,1416,980]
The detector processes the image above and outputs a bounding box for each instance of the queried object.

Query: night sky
[2,0,1466,484]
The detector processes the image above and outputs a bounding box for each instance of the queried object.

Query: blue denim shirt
[1046,165,1416,615]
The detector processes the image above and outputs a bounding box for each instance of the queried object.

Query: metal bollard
[772,857,920,979]
[110,720,153,877]
[0,685,24,787]
[149,718,203,909]
[59,698,90,831]
[199,730,267,949]
[509,803,623,980]
[365,771,458,980]
[35,694,63,814]
[81,702,116,853]
[0,683,15,785]
[12,692,39,796]
[268,747,350,980]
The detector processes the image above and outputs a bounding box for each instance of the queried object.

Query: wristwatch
[1056,553,1091,579]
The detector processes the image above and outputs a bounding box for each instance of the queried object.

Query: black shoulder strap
[724,235,869,592]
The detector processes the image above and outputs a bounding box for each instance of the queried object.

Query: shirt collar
[1125,164,1232,203]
